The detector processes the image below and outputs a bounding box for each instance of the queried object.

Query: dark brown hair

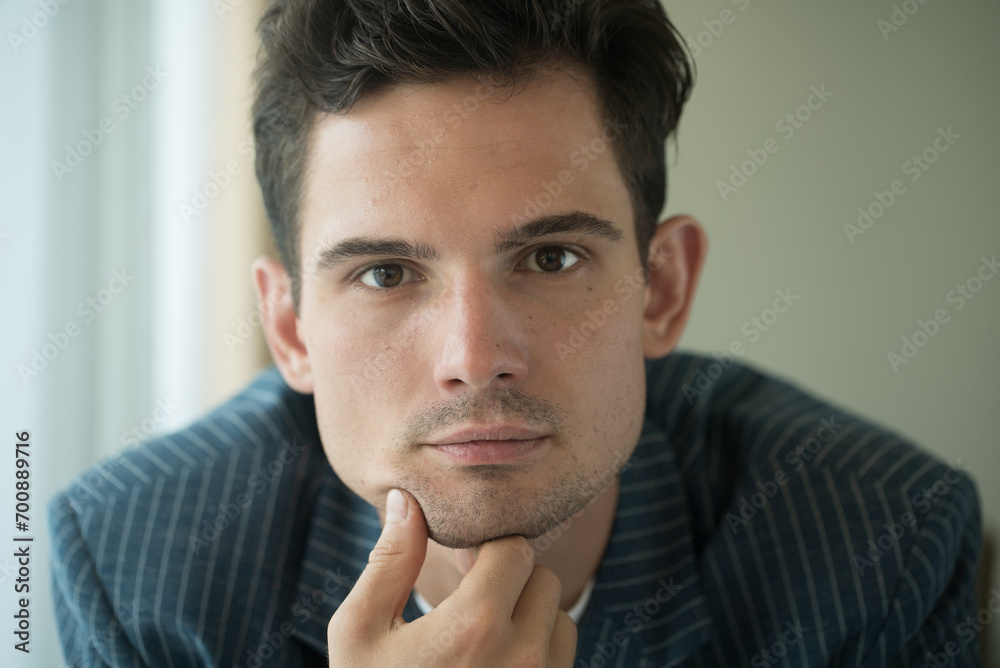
[253,0,694,306]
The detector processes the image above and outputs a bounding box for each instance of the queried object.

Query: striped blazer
[49,352,982,667]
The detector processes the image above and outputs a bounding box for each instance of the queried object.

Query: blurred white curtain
[0,0,211,664]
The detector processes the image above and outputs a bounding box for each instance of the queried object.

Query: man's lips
[424,425,549,464]
[428,425,546,445]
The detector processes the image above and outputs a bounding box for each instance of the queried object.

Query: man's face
[296,67,649,549]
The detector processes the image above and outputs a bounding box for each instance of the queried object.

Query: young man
[50,1,982,666]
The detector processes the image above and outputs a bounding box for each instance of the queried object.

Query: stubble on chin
[397,463,593,550]
[386,388,593,548]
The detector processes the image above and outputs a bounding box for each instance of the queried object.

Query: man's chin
[397,466,596,548]
[426,526,533,550]
[423,512,559,549]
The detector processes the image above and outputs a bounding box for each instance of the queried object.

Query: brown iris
[370,264,404,288]
[534,247,568,272]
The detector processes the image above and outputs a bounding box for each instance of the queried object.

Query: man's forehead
[306,67,603,154]
[296,67,634,261]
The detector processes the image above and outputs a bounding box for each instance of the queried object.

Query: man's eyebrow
[310,211,623,271]
[494,212,625,254]
[312,238,439,271]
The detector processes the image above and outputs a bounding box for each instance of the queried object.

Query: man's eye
[358,264,414,289]
[524,247,580,273]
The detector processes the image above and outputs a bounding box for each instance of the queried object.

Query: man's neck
[413,477,620,611]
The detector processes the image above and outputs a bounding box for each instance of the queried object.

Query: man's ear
[251,256,314,394]
[642,215,708,359]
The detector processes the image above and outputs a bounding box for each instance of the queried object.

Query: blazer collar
[577,416,718,667]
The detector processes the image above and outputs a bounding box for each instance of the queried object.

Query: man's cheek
[309,319,410,391]
[315,407,387,505]
[551,291,640,361]
[313,366,389,465]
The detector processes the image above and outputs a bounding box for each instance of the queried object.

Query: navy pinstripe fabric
[48,353,982,667]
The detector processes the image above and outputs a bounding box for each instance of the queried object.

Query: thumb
[341,488,428,630]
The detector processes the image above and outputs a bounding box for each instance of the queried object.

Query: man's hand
[327,488,578,667]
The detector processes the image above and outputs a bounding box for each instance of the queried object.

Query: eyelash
[348,243,591,293]
[348,263,418,294]
[518,244,589,276]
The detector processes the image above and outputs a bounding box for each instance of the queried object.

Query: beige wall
[203,0,273,408]
[665,0,999,661]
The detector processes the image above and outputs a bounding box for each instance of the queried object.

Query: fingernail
[386,489,407,523]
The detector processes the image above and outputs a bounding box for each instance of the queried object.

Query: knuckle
[328,596,382,641]
[511,646,548,667]
[327,608,361,639]
[461,603,505,641]
[364,542,415,580]
[530,564,562,599]
[367,538,406,565]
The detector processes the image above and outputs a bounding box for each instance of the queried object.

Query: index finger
[443,535,536,618]
[333,489,429,633]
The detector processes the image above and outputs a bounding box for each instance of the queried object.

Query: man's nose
[432,278,529,392]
